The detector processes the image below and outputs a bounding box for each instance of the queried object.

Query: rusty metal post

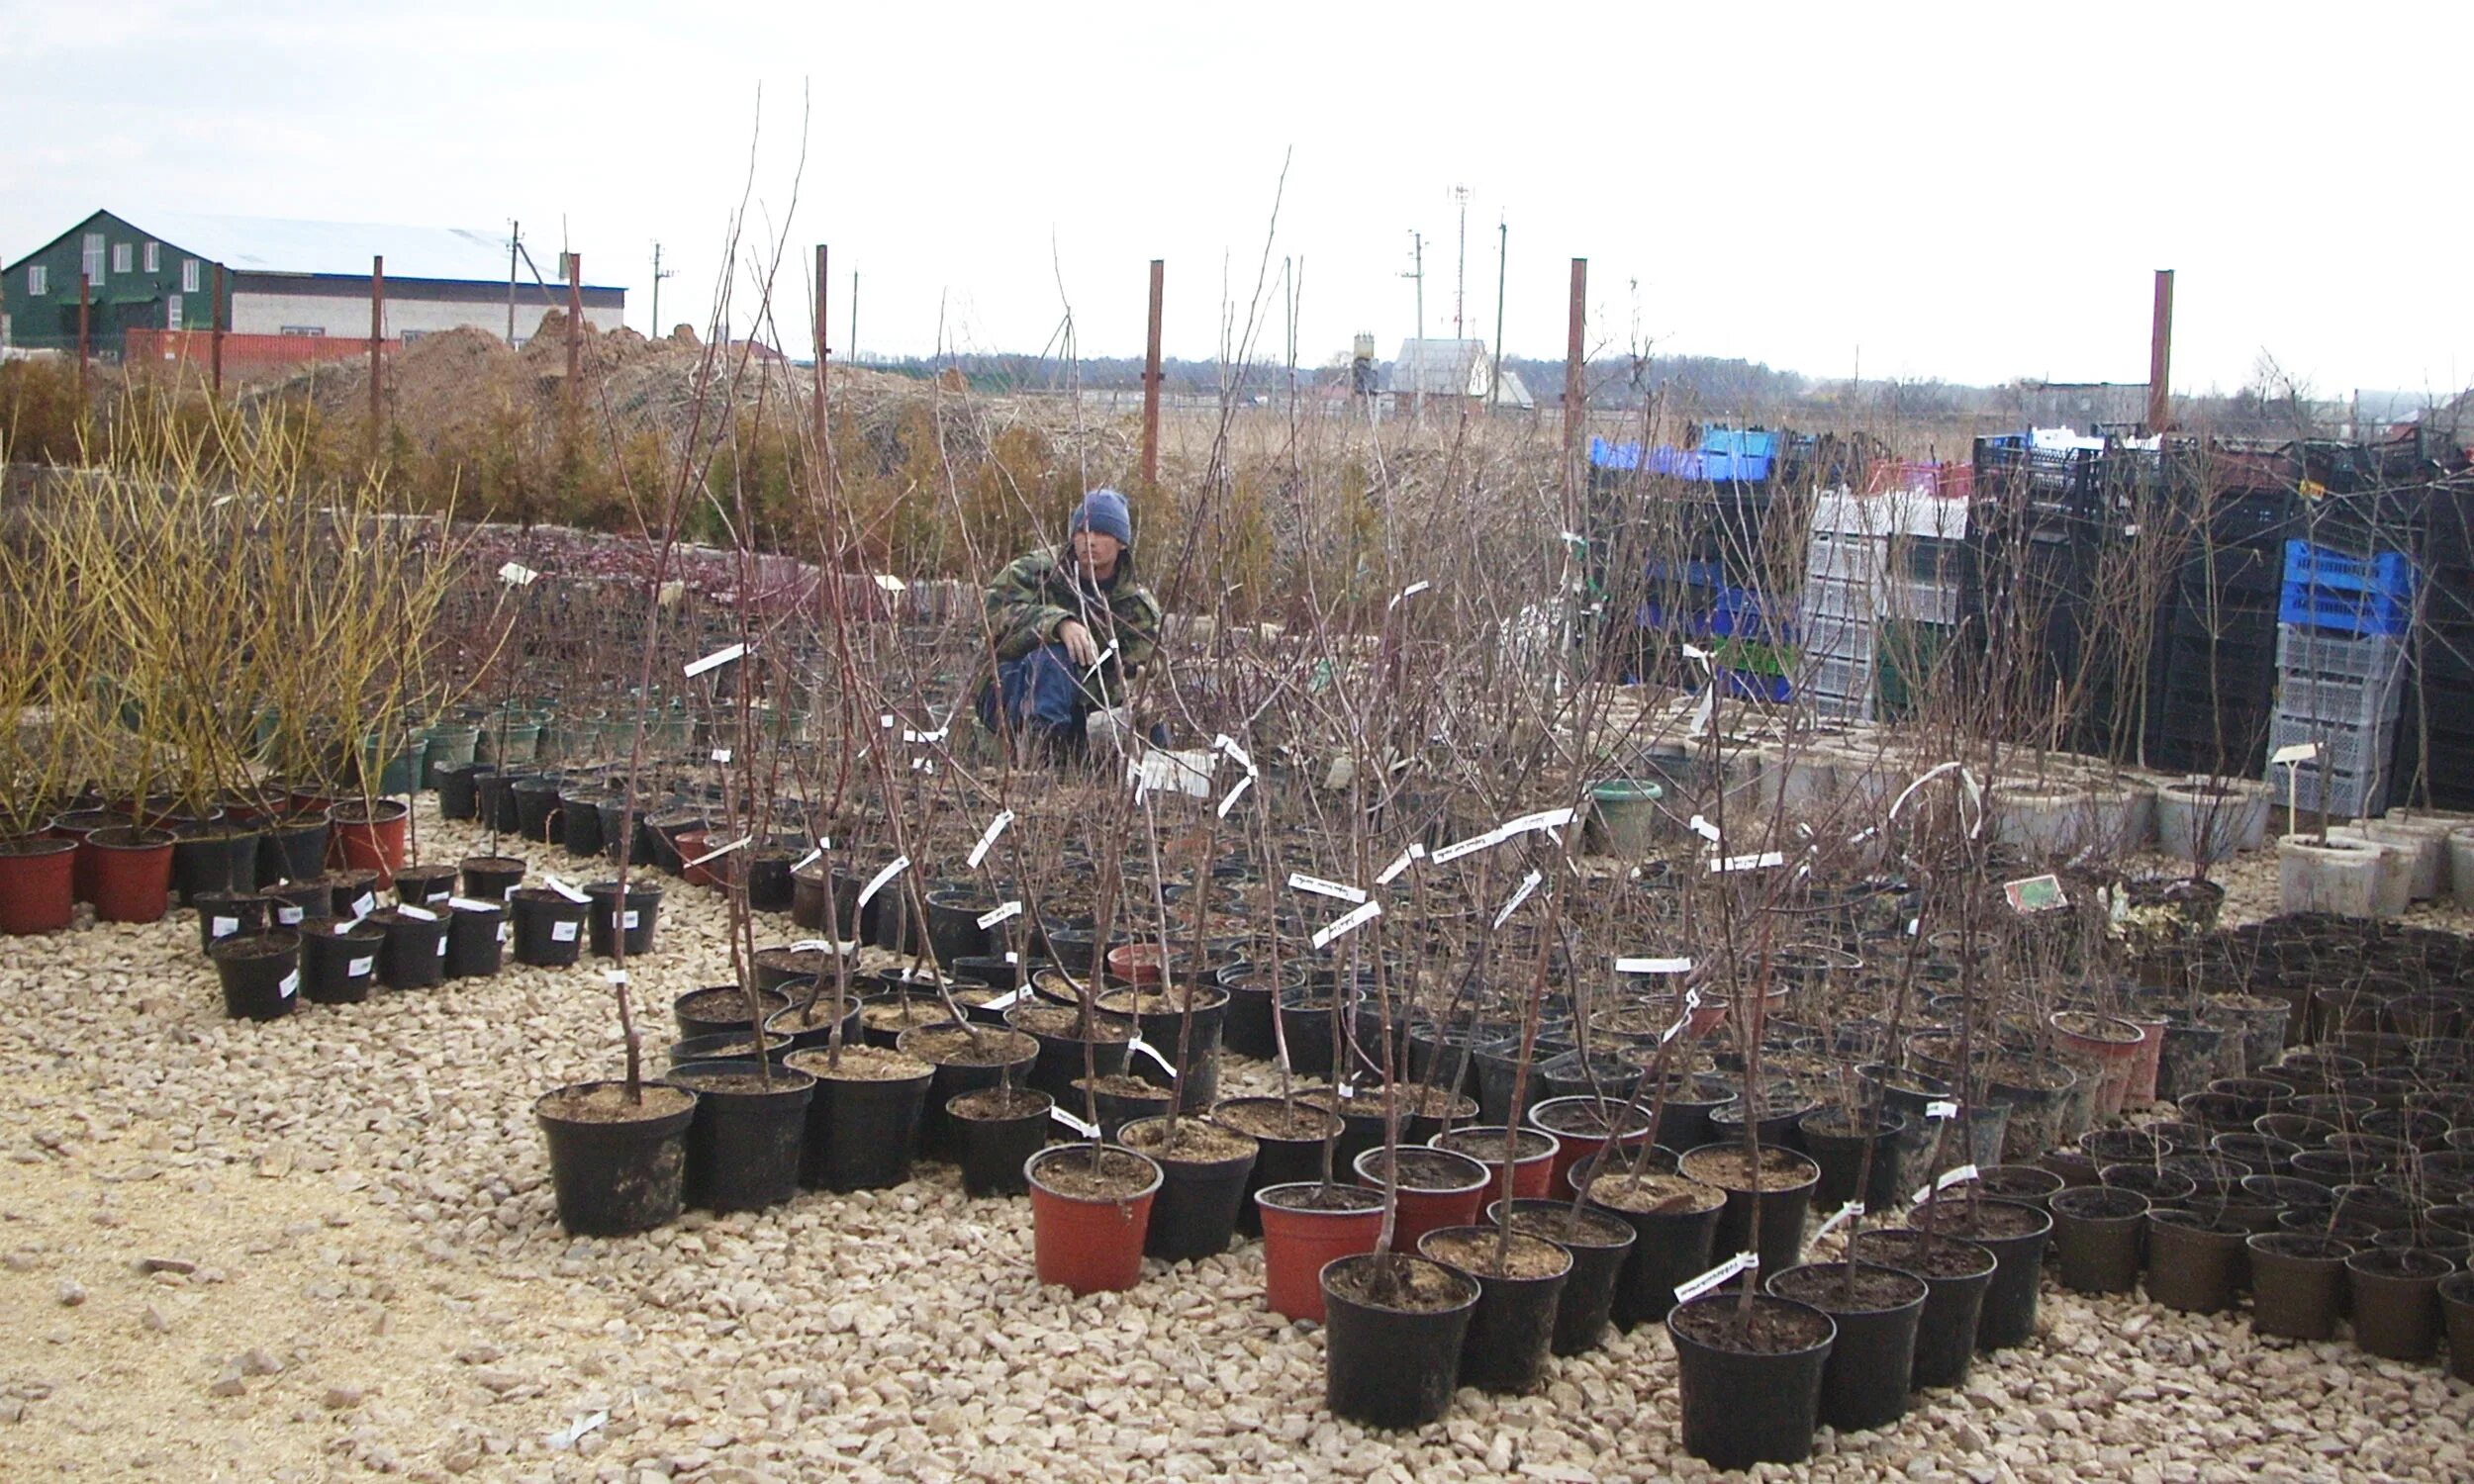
[813,244,831,499]
[1141,259,1165,493]
[1564,257,1586,478]
[565,251,583,405]
[370,254,385,446]
[2147,268,2175,436]
[210,263,225,398]
[76,272,91,406]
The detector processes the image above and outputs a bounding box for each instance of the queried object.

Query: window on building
[400,329,429,343]
[279,325,326,337]
[27,265,48,297]
[182,259,201,294]
[82,233,104,285]
[167,294,184,330]
[111,242,134,275]
[143,241,160,274]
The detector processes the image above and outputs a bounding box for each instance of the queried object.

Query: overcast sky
[3,1,2466,396]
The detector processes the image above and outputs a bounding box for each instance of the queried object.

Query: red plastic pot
[1105,942,1167,984]
[1353,1146,1490,1252]
[1025,1145,1161,1296]
[329,799,410,886]
[50,808,123,903]
[2051,1010,2144,1118]
[2125,1013,2168,1104]
[1528,1096,1657,1200]
[1256,1182,1385,1323]
[0,836,77,934]
[88,825,176,924]
[1430,1126,1560,1203]
[673,831,724,889]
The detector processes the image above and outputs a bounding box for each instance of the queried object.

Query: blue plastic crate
[1589,436,1642,470]
[1700,427,1781,460]
[2279,540,2415,636]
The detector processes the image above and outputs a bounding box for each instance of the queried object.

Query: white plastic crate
[1800,575,1876,622]
[2263,710,2396,817]
[2276,625,2409,687]
[1806,531,1886,584]
[1883,576,1959,626]
[1800,611,1876,665]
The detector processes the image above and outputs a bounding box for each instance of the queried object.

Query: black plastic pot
[370,907,449,989]
[1005,1004,1134,1103]
[2439,1271,2474,1382]
[1798,1105,1914,1212]
[259,880,326,931]
[512,776,565,842]
[1585,1171,1726,1330]
[676,984,793,1041]
[1097,984,1230,1112]
[2143,1209,2250,1314]
[586,880,662,958]
[1214,962,1298,1061]
[665,1060,816,1213]
[211,930,300,1021]
[1319,1253,1480,1430]
[1848,1229,1996,1390]
[1119,1116,1259,1261]
[1649,1073,1745,1154]
[560,792,609,859]
[2246,1232,2355,1340]
[1928,1198,2052,1350]
[898,1024,1040,1160]
[299,919,385,1004]
[435,763,489,821]
[533,1080,698,1236]
[923,888,995,965]
[256,812,330,888]
[194,889,269,954]
[1213,1095,1346,1237]
[391,863,457,907]
[172,827,260,905]
[444,899,506,978]
[785,1048,934,1192]
[950,1086,1054,1197]
[1416,1226,1571,1395]
[1765,1261,1929,1434]
[459,855,525,901]
[743,850,796,913]
[2345,1247,2453,1360]
[1682,1145,1819,1280]
[508,887,590,967]
[1668,1292,1837,1470]
[1487,1198,1637,1356]
[474,770,524,835]
[2047,1184,2148,1294]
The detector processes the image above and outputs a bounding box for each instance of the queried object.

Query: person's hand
[1058,618,1099,667]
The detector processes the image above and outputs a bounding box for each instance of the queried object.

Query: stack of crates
[1799,492,1883,719]
[2142,443,2297,777]
[2265,539,2417,817]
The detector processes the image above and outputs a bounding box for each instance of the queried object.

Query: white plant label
[903,726,948,745]
[977,900,1023,931]
[277,905,304,926]
[347,957,374,978]
[1214,774,1253,819]
[543,874,590,904]
[604,970,628,986]
[683,642,745,678]
[873,573,907,593]
[1311,899,1383,951]
[1431,834,1491,865]
[793,847,824,874]
[1673,1252,1760,1304]
[1210,734,1256,775]
[1925,1100,1960,1120]
[711,748,733,765]
[1129,1038,1176,1076]
[1375,844,1427,886]
[983,987,1028,1012]
[684,835,750,869]
[1084,641,1118,676]
[1911,1163,1980,1206]
[351,892,376,919]
[497,923,511,944]
[550,921,578,943]
[1386,580,1431,610]
[399,903,438,922]
[434,936,449,957]
[620,910,639,929]
[967,810,1015,869]
[1287,873,1367,904]
[447,896,493,913]
[1709,851,1786,874]
[1660,988,1705,1045]
[1680,642,1713,664]
[426,889,450,904]
[881,714,896,729]
[277,972,300,1000]
[211,915,239,939]
[497,561,538,587]
[1502,806,1577,838]
[1814,1201,1864,1243]
[1615,956,1693,974]
[855,856,909,908]
[1049,1107,1100,1138]
[1492,869,1544,928]
[2270,740,2320,765]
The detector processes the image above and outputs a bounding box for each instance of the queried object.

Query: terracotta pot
[1257,1182,1385,1323]
[0,835,77,935]
[88,825,176,924]
[1025,1145,1161,1296]
[329,799,410,886]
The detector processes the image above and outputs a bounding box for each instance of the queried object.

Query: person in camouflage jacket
[976,488,1163,756]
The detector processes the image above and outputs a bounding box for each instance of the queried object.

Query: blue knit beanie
[1071,487,1134,546]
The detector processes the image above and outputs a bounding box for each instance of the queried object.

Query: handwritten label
[1215,774,1253,819]
[1925,1100,1960,1120]
[1814,1201,1864,1243]
[1492,869,1543,928]
[1288,872,1367,904]
[551,921,579,943]
[1049,1106,1100,1138]
[1911,1163,1980,1205]
[618,910,639,929]
[1673,1252,1760,1304]
[543,874,590,904]
[1376,844,1427,885]
[346,956,374,978]
[967,810,1015,869]
[683,641,745,678]
[1614,956,1693,974]
[856,856,909,908]
[977,901,1023,930]
[1311,899,1383,951]
[277,971,300,1000]
[684,835,750,869]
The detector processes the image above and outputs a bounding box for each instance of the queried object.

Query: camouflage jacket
[985,547,1163,700]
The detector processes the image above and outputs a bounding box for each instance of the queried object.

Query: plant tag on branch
[1687,815,1722,842]
[1050,1106,1100,1138]
[1709,851,1786,874]
[399,904,438,922]
[1492,870,1543,928]
[1129,1038,1176,1076]
[1660,988,1704,1044]
[683,642,745,678]
[793,844,826,873]
[856,856,909,908]
[1214,774,1253,819]
[1673,1251,1759,1304]
[1375,843,1427,886]
[498,561,538,587]
[966,810,1015,869]
[904,726,948,745]
[1925,1100,1960,1120]
[543,874,590,904]
[1210,734,1256,775]
[983,987,1028,1012]
[683,835,750,869]
[1431,833,1494,865]
[711,748,732,765]
[874,573,907,592]
[1502,806,1576,838]
[1911,1163,1980,1205]
[1615,956,1693,974]
[2002,874,2067,914]
[1386,580,1431,610]
[977,901,1022,931]
[2270,740,2320,766]
[1814,1201,1864,1243]
[1311,899,1382,951]
[1287,873,1367,904]
[1085,641,1117,677]
[880,714,896,729]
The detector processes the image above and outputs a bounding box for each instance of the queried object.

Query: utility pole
[1565,257,1587,478]
[77,273,89,405]
[210,263,225,399]
[1404,232,1426,423]
[2148,268,2175,436]
[1141,259,1165,494]
[370,254,385,451]
[1490,216,1507,407]
[849,270,858,369]
[1453,185,1470,338]
[565,250,582,408]
[649,242,676,340]
[506,221,520,344]
[813,244,831,500]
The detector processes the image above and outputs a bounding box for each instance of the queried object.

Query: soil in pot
[533,1081,699,1237]
[1528,1095,1658,1200]
[1319,1253,1481,1430]
[1417,1225,1572,1395]
[783,1045,934,1192]
[949,1086,1053,1198]
[1847,1229,1997,1390]
[664,1061,815,1213]
[1214,1096,1346,1237]
[1430,1126,1559,1204]
[211,930,302,1021]
[1667,1293,1837,1470]
[1489,1198,1637,1356]
[900,1023,1040,1159]
[1006,1003,1135,1103]
[2246,1232,2356,1340]
[1025,1144,1162,1295]
[1680,1144,1820,1278]
[2143,1209,2251,1314]
[391,863,456,907]
[1118,1116,1259,1261]
[2048,1184,2149,1294]
[1922,1198,2052,1350]
[764,997,863,1053]
[1585,1169,1727,1329]
[459,855,526,901]
[1257,1181,1387,1323]
[1765,1261,1929,1434]
[2345,1247,2454,1360]
[1307,1082,1475,1174]
[1352,1146,1490,1252]
[676,984,792,1041]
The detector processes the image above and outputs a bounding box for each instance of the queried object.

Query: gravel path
[2,800,2469,1482]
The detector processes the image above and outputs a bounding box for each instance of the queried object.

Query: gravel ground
[2,799,2470,1483]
